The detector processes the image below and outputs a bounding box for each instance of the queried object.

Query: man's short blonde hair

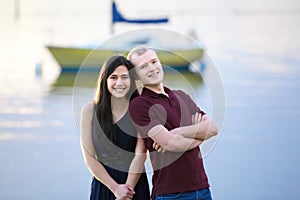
[127,45,151,61]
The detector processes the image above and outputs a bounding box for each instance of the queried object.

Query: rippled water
[1,0,300,199]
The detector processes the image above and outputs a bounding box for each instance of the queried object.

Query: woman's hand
[113,184,135,200]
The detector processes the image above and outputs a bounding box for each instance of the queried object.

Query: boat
[46,1,204,73]
[47,45,204,73]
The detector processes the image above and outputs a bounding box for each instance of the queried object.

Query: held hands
[113,184,135,200]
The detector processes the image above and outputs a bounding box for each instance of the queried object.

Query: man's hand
[153,142,166,153]
[192,112,208,124]
[192,112,218,140]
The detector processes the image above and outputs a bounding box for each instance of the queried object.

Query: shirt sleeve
[177,90,206,116]
[129,97,162,138]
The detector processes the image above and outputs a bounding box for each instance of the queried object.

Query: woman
[80,55,150,200]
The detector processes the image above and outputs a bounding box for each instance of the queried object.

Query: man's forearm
[172,119,218,140]
[149,125,202,152]
[164,134,203,152]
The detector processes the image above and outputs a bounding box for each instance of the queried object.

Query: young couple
[80,46,218,200]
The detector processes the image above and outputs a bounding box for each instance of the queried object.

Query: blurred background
[0,0,300,199]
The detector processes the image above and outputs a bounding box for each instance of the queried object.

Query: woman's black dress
[90,111,150,200]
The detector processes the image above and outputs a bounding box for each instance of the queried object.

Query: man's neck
[144,84,168,97]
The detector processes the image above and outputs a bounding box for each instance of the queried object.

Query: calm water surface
[0,0,300,199]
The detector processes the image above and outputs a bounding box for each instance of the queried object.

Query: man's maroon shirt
[129,86,210,199]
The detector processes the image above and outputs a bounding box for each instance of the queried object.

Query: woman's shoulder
[81,101,94,119]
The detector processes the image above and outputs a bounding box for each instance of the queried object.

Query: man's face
[130,50,164,87]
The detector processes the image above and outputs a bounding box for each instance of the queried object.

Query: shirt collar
[141,86,172,98]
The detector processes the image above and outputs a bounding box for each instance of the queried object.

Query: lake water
[0,0,300,199]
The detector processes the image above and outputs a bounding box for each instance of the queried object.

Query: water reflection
[51,73,98,88]
[50,70,204,90]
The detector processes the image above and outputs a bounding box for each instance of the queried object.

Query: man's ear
[135,79,142,89]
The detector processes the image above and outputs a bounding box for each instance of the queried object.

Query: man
[128,46,218,200]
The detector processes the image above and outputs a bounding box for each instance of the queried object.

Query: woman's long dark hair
[93,55,139,143]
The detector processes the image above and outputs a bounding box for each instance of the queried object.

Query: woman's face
[107,65,130,99]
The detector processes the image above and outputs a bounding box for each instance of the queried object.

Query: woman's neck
[111,97,129,123]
